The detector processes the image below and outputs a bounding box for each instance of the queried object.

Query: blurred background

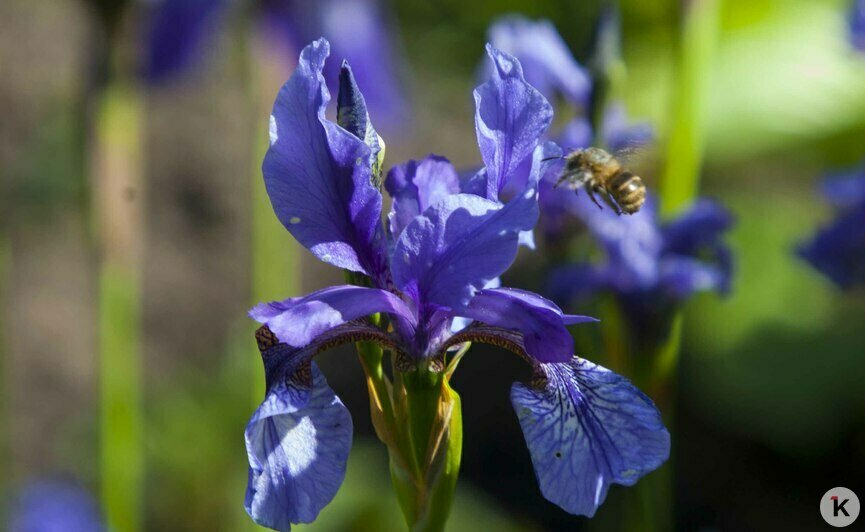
[2,0,865,530]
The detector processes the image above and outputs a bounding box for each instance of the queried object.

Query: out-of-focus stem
[0,235,8,481]
[94,80,144,532]
[641,2,720,529]
[660,0,721,215]
[246,25,302,407]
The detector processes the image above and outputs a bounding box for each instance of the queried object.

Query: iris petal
[511,359,670,517]
[250,285,415,348]
[661,199,733,256]
[142,0,228,83]
[851,0,865,52]
[315,0,407,129]
[384,156,460,240]
[577,196,663,292]
[475,45,553,200]
[659,256,728,299]
[820,171,865,208]
[244,362,352,531]
[798,205,865,289]
[337,61,384,183]
[487,16,592,107]
[9,480,104,532]
[263,39,386,277]
[459,287,596,363]
[391,161,539,310]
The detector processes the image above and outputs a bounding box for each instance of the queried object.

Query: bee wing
[612,143,649,164]
[610,143,656,176]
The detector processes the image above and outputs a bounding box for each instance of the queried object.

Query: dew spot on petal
[290,216,302,224]
[524,188,536,199]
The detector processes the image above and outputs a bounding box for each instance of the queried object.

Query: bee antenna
[541,156,564,162]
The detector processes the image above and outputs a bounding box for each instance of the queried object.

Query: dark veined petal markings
[245,362,352,530]
[511,359,669,517]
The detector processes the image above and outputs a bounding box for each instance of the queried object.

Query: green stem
[0,235,8,487]
[240,22,304,532]
[642,3,720,526]
[660,0,722,215]
[389,366,462,532]
[95,81,144,532]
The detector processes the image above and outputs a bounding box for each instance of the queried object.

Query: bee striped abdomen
[609,171,646,215]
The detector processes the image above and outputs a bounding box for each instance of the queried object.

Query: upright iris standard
[244,38,670,531]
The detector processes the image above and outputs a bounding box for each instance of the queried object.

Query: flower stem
[358,352,462,532]
[94,78,144,532]
[0,235,8,480]
[391,366,462,532]
[660,0,721,215]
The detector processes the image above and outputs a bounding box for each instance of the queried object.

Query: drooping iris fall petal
[245,362,352,530]
[511,359,670,517]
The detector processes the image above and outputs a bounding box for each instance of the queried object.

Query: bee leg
[553,173,570,189]
[586,187,604,210]
[600,190,623,215]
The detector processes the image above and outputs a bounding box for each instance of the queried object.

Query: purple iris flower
[244,38,670,529]
[797,170,865,289]
[548,191,733,340]
[851,0,865,51]
[8,479,104,532]
[142,0,405,126]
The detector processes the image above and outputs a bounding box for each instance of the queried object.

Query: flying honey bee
[551,147,646,215]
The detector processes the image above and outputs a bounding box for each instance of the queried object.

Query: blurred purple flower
[485,16,592,108]
[548,194,733,338]
[243,38,669,528]
[798,170,865,289]
[851,0,865,51]
[487,15,650,151]
[142,0,406,125]
[142,0,228,83]
[487,15,653,240]
[8,479,104,532]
